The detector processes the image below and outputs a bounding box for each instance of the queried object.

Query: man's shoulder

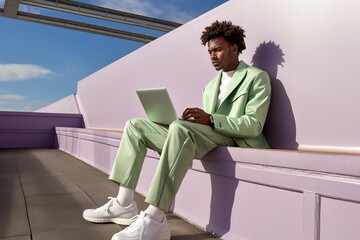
[241,64,269,81]
[239,62,266,75]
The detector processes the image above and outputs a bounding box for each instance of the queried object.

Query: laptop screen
[136,88,178,125]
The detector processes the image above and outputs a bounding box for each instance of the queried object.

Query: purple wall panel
[320,197,360,240]
[0,111,84,148]
[1,132,55,148]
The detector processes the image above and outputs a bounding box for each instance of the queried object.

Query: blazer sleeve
[211,71,271,138]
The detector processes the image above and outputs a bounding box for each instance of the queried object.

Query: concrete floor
[0,148,221,240]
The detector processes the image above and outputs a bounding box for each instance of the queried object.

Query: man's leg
[109,118,169,189]
[145,120,235,211]
[83,118,169,225]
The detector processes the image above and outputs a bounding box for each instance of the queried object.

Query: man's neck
[223,60,240,72]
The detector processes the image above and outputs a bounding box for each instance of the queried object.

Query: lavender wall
[0,111,84,148]
[42,0,360,153]
[36,94,81,114]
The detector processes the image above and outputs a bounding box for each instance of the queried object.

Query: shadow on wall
[202,148,238,237]
[252,41,298,149]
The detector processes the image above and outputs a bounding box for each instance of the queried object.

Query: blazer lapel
[207,73,221,113]
[217,61,248,109]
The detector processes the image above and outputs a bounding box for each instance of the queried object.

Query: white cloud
[0,94,26,101]
[93,0,193,23]
[0,93,48,112]
[0,64,53,82]
[0,93,27,111]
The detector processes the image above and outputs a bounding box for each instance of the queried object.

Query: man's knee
[125,118,147,129]
[169,119,185,128]
[123,118,146,138]
[168,120,194,135]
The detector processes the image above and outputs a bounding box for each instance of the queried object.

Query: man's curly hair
[200,20,246,54]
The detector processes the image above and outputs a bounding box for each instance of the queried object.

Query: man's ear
[232,44,238,54]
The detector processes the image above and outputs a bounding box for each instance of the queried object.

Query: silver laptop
[136,88,178,125]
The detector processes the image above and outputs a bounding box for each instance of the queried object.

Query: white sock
[116,185,134,206]
[145,205,165,222]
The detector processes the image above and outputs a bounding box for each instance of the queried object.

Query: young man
[83,20,271,240]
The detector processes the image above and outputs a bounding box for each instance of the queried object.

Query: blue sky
[0,0,227,111]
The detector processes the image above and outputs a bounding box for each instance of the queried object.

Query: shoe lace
[94,197,117,213]
[125,213,147,240]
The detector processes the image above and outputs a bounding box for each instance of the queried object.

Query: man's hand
[181,107,212,125]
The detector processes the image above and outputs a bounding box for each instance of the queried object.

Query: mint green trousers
[109,118,235,211]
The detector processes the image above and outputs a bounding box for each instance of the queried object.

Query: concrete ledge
[55,127,121,173]
[56,127,360,240]
[0,111,84,148]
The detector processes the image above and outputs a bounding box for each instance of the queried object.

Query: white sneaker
[83,197,138,225]
[111,211,171,240]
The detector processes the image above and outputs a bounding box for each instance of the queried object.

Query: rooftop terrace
[0,148,220,240]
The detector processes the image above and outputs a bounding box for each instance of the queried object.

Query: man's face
[208,36,238,72]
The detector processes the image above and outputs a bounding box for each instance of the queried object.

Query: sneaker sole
[111,231,171,240]
[83,216,132,225]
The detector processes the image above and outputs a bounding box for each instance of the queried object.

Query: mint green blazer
[202,61,271,148]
